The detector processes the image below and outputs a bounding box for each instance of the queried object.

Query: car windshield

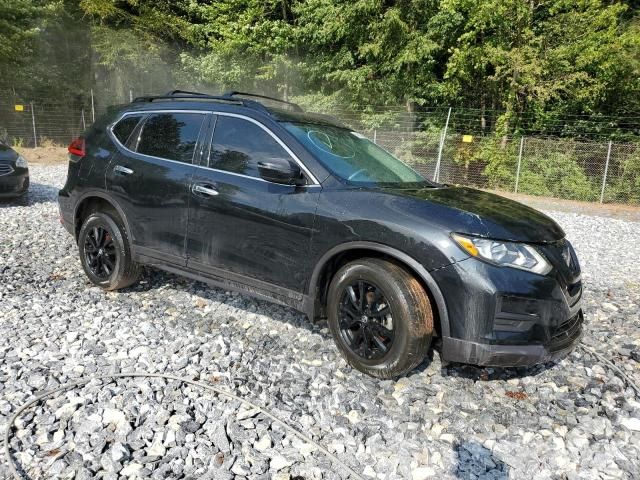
[282,122,434,187]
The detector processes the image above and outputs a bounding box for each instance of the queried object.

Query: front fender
[305,241,451,337]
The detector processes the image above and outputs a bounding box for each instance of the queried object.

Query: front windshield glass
[283,122,432,186]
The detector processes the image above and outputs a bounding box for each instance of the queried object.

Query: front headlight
[15,155,28,169]
[452,233,552,275]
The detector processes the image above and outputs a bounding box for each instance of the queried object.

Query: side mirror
[257,158,305,186]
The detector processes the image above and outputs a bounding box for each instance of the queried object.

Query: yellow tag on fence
[462,135,473,143]
[14,104,24,112]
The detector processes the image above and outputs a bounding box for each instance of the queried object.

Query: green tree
[0,0,44,90]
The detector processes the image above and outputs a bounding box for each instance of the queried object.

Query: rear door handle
[192,184,219,197]
[114,165,134,175]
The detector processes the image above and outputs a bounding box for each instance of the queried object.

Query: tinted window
[210,116,291,178]
[283,122,429,186]
[137,113,204,163]
[112,115,143,145]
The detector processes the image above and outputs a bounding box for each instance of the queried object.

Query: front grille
[539,240,582,306]
[0,164,13,176]
[540,240,580,273]
[566,280,582,306]
[548,312,583,352]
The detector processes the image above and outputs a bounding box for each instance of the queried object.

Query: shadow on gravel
[455,441,509,479]
[121,267,319,327]
[442,359,559,382]
[0,182,59,207]
[405,348,437,377]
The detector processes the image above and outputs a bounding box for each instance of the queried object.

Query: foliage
[462,136,599,200]
[475,138,519,190]
[0,0,639,202]
[0,0,41,69]
[518,153,598,201]
[2,0,638,130]
[606,149,640,203]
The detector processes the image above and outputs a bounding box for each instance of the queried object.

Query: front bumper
[434,253,583,367]
[442,311,583,366]
[0,169,29,198]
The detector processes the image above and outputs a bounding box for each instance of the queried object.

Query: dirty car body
[58,91,583,374]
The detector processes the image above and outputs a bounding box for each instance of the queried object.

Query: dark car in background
[58,91,584,378]
[0,141,29,198]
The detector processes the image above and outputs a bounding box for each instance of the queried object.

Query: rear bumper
[58,189,74,235]
[0,170,29,198]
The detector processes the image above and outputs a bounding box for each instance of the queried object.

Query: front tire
[327,258,434,378]
[78,210,140,290]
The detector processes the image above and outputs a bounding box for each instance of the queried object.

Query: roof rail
[165,89,208,97]
[131,92,248,109]
[131,90,303,114]
[223,91,303,112]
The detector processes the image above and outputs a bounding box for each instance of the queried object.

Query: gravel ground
[1,165,639,480]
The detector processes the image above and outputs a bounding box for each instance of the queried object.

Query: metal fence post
[129,89,133,103]
[90,89,96,123]
[434,107,452,182]
[515,136,524,193]
[600,140,612,204]
[373,129,377,144]
[30,102,37,148]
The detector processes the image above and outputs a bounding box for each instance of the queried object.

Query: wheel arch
[73,192,132,242]
[307,242,450,337]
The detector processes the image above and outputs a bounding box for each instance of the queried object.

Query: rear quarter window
[112,115,143,145]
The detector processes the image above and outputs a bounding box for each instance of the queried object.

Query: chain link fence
[1,92,639,205]
[363,131,640,205]
[0,91,123,148]
[334,108,640,206]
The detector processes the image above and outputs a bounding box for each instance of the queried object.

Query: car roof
[118,91,347,129]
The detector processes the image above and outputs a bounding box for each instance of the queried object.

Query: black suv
[59,91,583,378]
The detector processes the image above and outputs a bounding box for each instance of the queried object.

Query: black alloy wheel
[83,226,117,280]
[78,210,140,290]
[327,258,434,378]
[338,280,395,360]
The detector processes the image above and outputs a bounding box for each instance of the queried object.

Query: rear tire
[327,258,433,378]
[78,210,140,290]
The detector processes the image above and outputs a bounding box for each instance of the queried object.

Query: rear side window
[112,115,143,145]
[209,116,291,178]
[137,113,204,163]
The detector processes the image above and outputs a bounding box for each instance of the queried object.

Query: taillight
[68,137,86,158]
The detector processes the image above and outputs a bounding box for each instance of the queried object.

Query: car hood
[0,143,18,162]
[379,185,565,243]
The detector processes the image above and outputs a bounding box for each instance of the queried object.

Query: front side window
[137,113,204,163]
[209,116,292,178]
[112,115,143,145]
[283,122,431,187]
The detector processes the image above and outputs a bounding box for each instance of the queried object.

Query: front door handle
[114,165,134,175]
[192,184,219,197]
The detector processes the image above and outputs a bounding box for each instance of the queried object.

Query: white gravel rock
[120,462,143,476]
[102,408,127,430]
[620,417,640,432]
[270,453,294,472]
